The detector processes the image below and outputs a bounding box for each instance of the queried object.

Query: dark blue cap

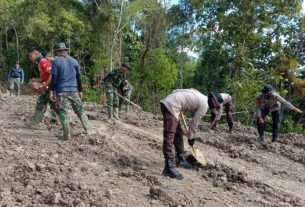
[262,84,273,94]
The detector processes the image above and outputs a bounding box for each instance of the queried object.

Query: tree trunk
[136,34,151,103]
[13,26,20,61]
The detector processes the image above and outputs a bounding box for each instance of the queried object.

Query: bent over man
[208,92,234,133]
[27,47,55,126]
[256,84,302,142]
[160,89,209,180]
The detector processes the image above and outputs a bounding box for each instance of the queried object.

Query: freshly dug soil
[0,94,304,207]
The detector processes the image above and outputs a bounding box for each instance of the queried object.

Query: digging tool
[116,93,142,110]
[180,113,207,165]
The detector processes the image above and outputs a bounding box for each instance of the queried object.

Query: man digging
[160,89,209,180]
[26,47,56,127]
[256,84,302,143]
[208,92,234,133]
[101,63,131,121]
[49,42,96,140]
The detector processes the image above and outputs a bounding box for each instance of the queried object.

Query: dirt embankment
[0,95,305,207]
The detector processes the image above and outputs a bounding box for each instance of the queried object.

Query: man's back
[51,56,80,93]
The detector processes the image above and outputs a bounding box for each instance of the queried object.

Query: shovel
[180,113,207,165]
[116,93,142,110]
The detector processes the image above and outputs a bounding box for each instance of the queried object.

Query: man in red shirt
[26,48,56,126]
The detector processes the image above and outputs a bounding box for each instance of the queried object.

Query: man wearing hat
[256,84,302,142]
[160,88,209,180]
[208,92,234,133]
[26,47,55,126]
[8,61,24,97]
[49,42,95,140]
[101,63,131,120]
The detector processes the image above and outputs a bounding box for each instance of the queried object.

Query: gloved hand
[188,138,195,147]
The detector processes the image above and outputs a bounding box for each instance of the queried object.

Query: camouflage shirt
[103,68,126,89]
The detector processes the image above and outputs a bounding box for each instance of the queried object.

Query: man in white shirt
[208,92,234,133]
[160,89,209,180]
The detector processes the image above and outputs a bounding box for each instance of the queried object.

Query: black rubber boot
[228,123,233,134]
[176,153,194,170]
[271,135,278,143]
[162,158,183,180]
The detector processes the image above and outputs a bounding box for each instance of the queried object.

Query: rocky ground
[0,94,305,207]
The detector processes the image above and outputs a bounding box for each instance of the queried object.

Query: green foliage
[281,115,305,136]
[135,48,178,112]
[82,88,101,103]
[1,0,305,136]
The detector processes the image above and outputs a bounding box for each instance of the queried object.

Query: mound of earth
[0,94,304,207]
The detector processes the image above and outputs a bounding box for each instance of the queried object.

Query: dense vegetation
[1,0,305,134]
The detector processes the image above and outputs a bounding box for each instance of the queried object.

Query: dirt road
[0,95,304,206]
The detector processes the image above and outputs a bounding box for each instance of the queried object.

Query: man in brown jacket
[160,89,209,179]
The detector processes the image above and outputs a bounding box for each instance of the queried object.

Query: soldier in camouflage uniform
[26,47,56,126]
[101,63,131,120]
[119,80,133,113]
[50,43,95,140]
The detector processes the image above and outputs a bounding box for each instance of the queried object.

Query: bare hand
[79,92,83,100]
[258,117,264,124]
[294,108,303,114]
[36,84,46,92]
[49,91,55,102]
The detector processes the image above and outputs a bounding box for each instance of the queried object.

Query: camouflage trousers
[53,92,94,139]
[29,90,56,126]
[106,84,119,108]
[119,86,133,112]
[106,84,120,119]
[36,91,55,113]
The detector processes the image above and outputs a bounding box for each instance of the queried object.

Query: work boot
[113,107,119,120]
[229,124,233,134]
[125,104,130,113]
[108,107,113,119]
[211,124,218,131]
[25,110,44,127]
[258,136,264,142]
[176,153,194,170]
[162,158,183,180]
[58,119,71,140]
[79,113,97,135]
[271,135,278,143]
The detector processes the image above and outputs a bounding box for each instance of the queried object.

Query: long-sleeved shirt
[50,55,82,93]
[255,92,296,117]
[8,67,24,82]
[103,68,126,89]
[160,89,209,139]
[212,93,232,121]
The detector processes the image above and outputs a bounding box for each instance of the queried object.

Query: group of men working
[160,86,302,179]
[24,42,132,140]
[6,42,302,181]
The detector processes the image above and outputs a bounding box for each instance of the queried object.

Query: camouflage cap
[54,42,69,51]
[121,62,131,70]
